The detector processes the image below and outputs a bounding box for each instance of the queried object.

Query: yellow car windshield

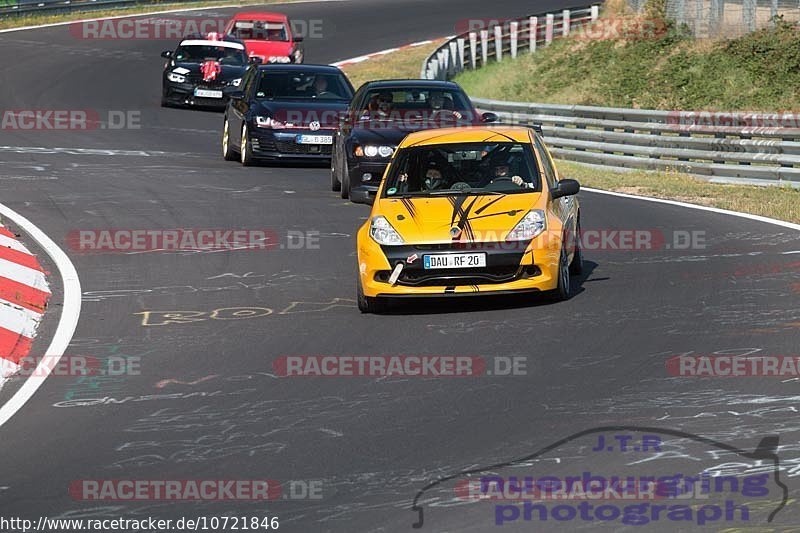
[383,142,541,197]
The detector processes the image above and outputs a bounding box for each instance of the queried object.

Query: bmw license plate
[423,253,486,269]
[194,88,223,99]
[297,135,332,145]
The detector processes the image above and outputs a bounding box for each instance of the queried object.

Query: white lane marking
[0,146,200,157]
[581,187,800,233]
[0,234,32,254]
[0,258,49,291]
[0,202,81,428]
[782,251,800,254]
[0,301,40,338]
[0,0,346,34]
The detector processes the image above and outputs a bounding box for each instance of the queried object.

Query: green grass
[455,16,800,112]
[341,40,443,89]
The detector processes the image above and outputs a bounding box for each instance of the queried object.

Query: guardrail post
[529,16,538,53]
[562,9,571,36]
[743,0,756,32]
[456,38,465,71]
[675,0,686,26]
[438,49,448,78]
[469,32,478,68]
[449,41,459,72]
[771,0,779,24]
[545,13,554,45]
[480,29,489,66]
[429,58,439,80]
[591,5,599,21]
[494,25,503,61]
[709,0,723,35]
[510,21,518,58]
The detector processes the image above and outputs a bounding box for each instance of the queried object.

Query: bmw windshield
[382,142,542,197]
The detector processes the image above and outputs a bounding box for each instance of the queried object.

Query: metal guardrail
[421,5,800,185]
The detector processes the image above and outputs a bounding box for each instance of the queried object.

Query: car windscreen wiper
[426,189,505,196]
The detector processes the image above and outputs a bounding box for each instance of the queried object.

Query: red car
[224,12,304,64]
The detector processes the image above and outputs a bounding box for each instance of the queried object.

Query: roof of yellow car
[398,126,532,147]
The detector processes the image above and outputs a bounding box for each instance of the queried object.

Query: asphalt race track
[0,1,799,531]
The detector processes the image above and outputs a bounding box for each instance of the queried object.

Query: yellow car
[351,126,583,313]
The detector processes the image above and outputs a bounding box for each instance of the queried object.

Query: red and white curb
[330,37,451,69]
[0,225,51,379]
[0,202,80,430]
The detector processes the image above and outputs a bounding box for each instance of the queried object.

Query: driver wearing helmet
[489,163,534,189]
[397,160,449,192]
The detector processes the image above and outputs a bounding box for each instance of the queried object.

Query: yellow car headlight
[507,210,546,241]
[369,216,404,245]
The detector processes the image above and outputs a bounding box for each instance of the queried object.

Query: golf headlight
[167,72,186,83]
[369,216,404,245]
[507,210,546,241]
[230,78,242,87]
[268,56,292,63]
[256,116,285,129]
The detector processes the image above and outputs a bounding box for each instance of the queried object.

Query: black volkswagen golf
[222,64,354,164]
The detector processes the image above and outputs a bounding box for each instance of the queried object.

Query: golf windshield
[173,44,247,65]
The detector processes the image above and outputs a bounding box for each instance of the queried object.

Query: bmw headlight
[356,145,395,158]
[167,72,186,83]
[268,56,292,63]
[230,78,242,87]
[369,216,404,245]
[507,210,546,241]
[256,116,286,129]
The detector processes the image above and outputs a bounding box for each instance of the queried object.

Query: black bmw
[161,34,253,109]
[330,79,497,200]
[222,64,354,164]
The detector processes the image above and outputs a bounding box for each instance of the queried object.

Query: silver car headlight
[507,210,546,241]
[369,216,404,245]
[362,145,394,158]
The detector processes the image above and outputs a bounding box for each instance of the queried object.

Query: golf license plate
[297,135,333,145]
[423,253,486,269]
[194,88,223,99]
